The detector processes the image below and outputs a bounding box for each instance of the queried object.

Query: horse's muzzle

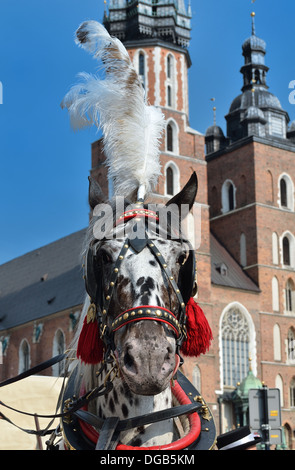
[114,319,177,395]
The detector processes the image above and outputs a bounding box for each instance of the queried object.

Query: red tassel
[77,303,104,364]
[180,298,213,357]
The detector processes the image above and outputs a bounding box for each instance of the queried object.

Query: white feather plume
[61,21,165,200]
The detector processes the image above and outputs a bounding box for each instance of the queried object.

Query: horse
[59,21,215,450]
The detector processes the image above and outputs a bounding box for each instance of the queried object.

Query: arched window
[52,329,65,376]
[166,53,175,109]
[285,279,295,312]
[273,324,281,361]
[165,162,179,196]
[167,85,172,107]
[139,52,145,76]
[272,276,279,311]
[221,305,252,387]
[281,232,295,267]
[167,55,172,79]
[280,178,287,207]
[166,120,178,154]
[166,166,174,196]
[283,236,290,265]
[138,51,146,88]
[221,180,236,213]
[240,233,247,267]
[254,69,261,84]
[167,123,173,152]
[279,174,294,210]
[287,328,295,363]
[290,378,295,408]
[19,339,30,374]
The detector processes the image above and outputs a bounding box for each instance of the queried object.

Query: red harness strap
[116,209,159,226]
[78,379,201,451]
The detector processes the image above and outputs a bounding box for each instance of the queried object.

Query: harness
[84,206,196,358]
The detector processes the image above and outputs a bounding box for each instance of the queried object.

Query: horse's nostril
[167,345,173,355]
[124,349,135,370]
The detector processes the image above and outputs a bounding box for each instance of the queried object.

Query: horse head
[81,172,198,396]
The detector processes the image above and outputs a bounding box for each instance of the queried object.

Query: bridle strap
[111,306,182,338]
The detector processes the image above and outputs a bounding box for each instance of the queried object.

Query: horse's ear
[88,176,107,209]
[166,172,198,214]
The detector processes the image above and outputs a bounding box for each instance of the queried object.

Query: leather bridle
[84,205,196,359]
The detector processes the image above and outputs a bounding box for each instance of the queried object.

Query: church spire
[225,11,289,143]
[251,11,256,35]
[240,12,268,92]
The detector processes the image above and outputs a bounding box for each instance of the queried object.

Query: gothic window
[19,339,30,374]
[167,55,172,79]
[281,232,295,267]
[138,52,146,88]
[166,53,175,108]
[166,166,174,196]
[52,329,65,376]
[272,276,279,311]
[167,123,173,151]
[165,162,179,196]
[290,378,295,408]
[221,306,251,388]
[167,85,172,107]
[166,120,178,153]
[283,236,290,266]
[139,52,145,76]
[285,279,295,312]
[280,178,287,207]
[221,180,236,213]
[287,328,295,363]
[279,175,294,210]
[273,324,281,361]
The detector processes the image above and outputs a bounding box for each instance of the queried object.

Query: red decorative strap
[111,305,182,338]
[116,209,159,226]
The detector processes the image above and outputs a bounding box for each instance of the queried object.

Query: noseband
[84,204,196,358]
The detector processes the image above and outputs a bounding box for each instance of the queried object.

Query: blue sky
[0,0,294,264]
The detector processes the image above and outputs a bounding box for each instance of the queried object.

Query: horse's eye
[101,250,113,264]
[177,253,186,266]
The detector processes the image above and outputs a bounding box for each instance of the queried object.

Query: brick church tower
[205,13,295,445]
